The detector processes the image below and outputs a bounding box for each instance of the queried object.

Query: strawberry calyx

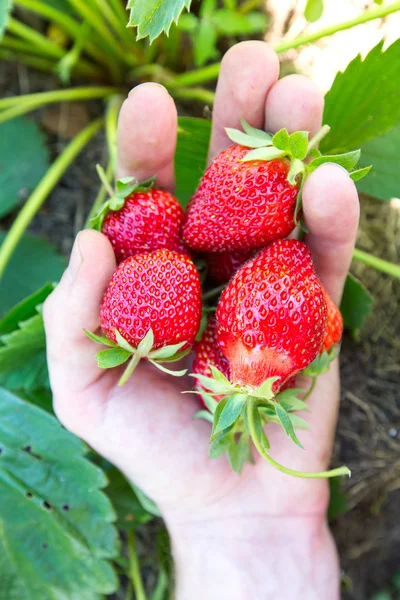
[225,119,371,227]
[188,365,350,479]
[90,164,156,231]
[84,328,190,386]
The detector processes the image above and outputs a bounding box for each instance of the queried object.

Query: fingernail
[68,233,83,281]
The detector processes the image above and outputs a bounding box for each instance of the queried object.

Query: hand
[44,42,359,599]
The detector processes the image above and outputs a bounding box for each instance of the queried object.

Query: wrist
[168,514,340,600]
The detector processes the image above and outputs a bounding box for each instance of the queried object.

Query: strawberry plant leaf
[196,391,218,414]
[0,0,13,41]
[213,394,246,435]
[130,483,161,517]
[0,117,50,218]
[209,431,231,458]
[209,364,231,385]
[350,166,372,182]
[288,414,310,430]
[287,131,309,160]
[307,150,361,173]
[340,273,373,333]
[104,467,153,531]
[302,348,338,377]
[227,432,253,474]
[304,0,324,23]
[115,329,136,353]
[356,124,400,200]
[0,311,49,392]
[210,396,229,439]
[149,341,186,359]
[321,39,400,153]
[225,127,273,148]
[241,119,272,142]
[249,404,270,451]
[95,348,131,368]
[274,403,304,449]
[0,283,53,336]
[0,388,118,599]
[190,372,231,395]
[328,478,349,520]
[177,12,198,31]
[193,18,218,66]
[0,234,65,316]
[137,328,155,355]
[211,9,267,35]
[175,117,211,208]
[250,376,278,400]
[127,0,192,43]
[242,147,286,162]
[148,360,187,377]
[193,410,214,423]
[84,330,117,347]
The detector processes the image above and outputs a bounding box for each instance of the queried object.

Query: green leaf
[196,391,218,414]
[0,388,118,598]
[227,432,254,474]
[0,234,65,316]
[199,0,216,18]
[356,123,400,200]
[0,311,49,392]
[193,410,214,423]
[211,9,267,35]
[350,166,372,182]
[241,147,286,162]
[149,360,187,377]
[190,372,232,395]
[193,18,218,67]
[130,483,161,517]
[241,119,272,142]
[302,348,339,377]
[274,403,304,449]
[177,12,198,31]
[127,0,192,42]
[149,340,186,360]
[115,329,136,353]
[249,404,270,451]
[84,330,117,347]
[213,394,246,435]
[340,273,373,333]
[175,117,211,208]
[250,376,278,400]
[288,131,309,160]
[225,127,272,148]
[279,396,308,413]
[209,364,231,385]
[322,39,400,153]
[0,117,50,218]
[288,414,310,430]
[287,158,305,185]
[307,150,361,173]
[137,328,155,355]
[328,477,349,521]
[304,0,324,22]
[0,0,13,41]
[105,467,153,531]
[95,348,131,368]
[210,396,229,439]
[0,283,53,336]
[209,432,231,458]
[272,128,290,151]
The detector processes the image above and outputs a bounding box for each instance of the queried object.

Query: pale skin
[44,42,360,599]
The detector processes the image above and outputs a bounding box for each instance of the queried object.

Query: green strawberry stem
[306,125,330,155]
[96,164,115,198]
[118,352,142,387]
[247,400,351,479]
[302,376,317,402]
[202,284,226,302]
[353,248,400,280]
[127,530,147,600]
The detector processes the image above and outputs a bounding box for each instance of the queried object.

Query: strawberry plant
[1,1,400,598]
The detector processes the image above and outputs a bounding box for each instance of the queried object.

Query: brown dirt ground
[1,59,399,599]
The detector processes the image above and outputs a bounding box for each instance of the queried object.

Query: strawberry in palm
[183,120,367,253]
[86,249,202,385]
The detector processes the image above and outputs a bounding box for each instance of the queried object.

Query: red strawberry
[101,249,201,348]
[192,316,230,402]
[183,147,298,253]
[91,249,202,384]
[216,239,328,390]
[322,292,343,352]
[102,188,186,263]
[205,249,256,284]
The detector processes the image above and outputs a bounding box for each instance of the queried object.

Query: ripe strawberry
[89,249,202,384]
[192,316,230,402]
[183,120,367,254]
[183,147,298,253]
[216,239,328,390]
[91,172,186,263]
[101,249,201,348]
[205,249,256,284]
[322,292,343,352]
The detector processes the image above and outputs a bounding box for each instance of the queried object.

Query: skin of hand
[43,42,360,600]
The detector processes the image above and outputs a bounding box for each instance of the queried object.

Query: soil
[1,60,399,599]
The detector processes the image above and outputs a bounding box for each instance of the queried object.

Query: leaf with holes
[0,388,119,599]
[322,39,400,153]
[0,117,50,218]
[0,0,13,40]
[175,117,211,207]
[0,233,65,315]
[127,0,192,42]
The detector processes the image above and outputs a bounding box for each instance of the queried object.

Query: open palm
[44,42,359,531]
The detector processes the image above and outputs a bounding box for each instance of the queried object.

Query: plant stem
[14,0,114,72]
[302,376,317,402]
[96,164,115,198]
[238,0,264,13]
[0,118,104,278]
[118,353,142,386]
[247,401,350,479]
[0,86,117,125]
[171,86,216,105]
[86,161,113,226]
[127,530,147,600]
[307,125,330,154]
[0,48,56,73]
[353,248,400,279]
[166,1,400,91]
[274,0,400,53]
[202,284,226,302]
[105,94,124,172]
